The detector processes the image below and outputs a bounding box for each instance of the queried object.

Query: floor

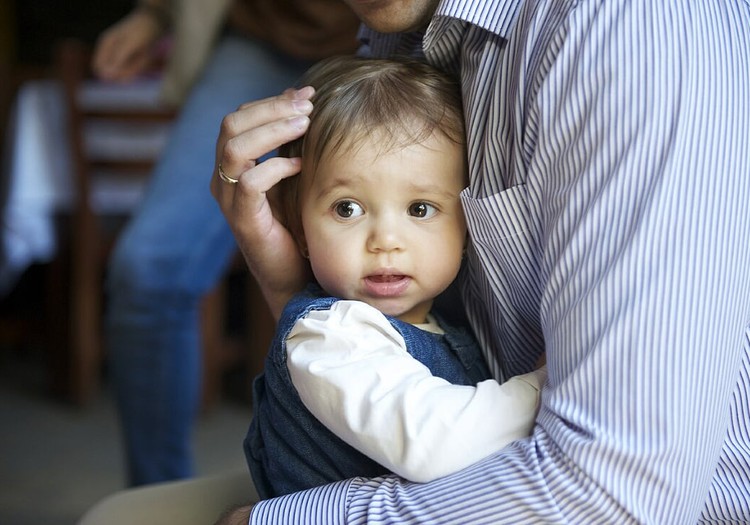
[0,336,253,525]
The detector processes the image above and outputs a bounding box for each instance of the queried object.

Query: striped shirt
[251,0,750,522]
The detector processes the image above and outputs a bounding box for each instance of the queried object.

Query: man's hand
[211,87,315,319]
[214,505,253,525]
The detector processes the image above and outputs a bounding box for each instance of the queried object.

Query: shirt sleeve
[285,300,544,483]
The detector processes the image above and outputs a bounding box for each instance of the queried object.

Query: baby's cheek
[309,253,345,295]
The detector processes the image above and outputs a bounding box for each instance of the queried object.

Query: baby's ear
[295,230,310,260]
[287,215,310,259]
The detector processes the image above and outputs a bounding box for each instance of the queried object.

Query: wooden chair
[51,38,273,407]
[200,256,275,409]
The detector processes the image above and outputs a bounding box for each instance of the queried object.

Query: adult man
[212,0,750,523]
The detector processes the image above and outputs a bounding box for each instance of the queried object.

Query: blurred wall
[1,0,132,175]
[14,0,132,65]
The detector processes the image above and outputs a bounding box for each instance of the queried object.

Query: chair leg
[46,242,71,399]
[200,283,226,412]
[70,269,102,404]
[68,211,102,405]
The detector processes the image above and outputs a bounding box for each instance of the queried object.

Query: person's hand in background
[92,4,169,81]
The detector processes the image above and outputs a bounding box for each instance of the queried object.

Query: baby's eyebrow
[312,176,357,200]
[310,172,461,201]
[405,181,461,200]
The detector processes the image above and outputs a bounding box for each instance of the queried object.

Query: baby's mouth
[367,274,406,283]
[363,273,411,297]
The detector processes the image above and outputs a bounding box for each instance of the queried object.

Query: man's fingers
[226,89,313,138]
[239,155,303,191]
[212,156,302,212]
[219,114,309,179]
[215,87,313,182]
[237,85,314,112]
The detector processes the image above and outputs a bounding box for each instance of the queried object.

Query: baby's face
[298,129,467,324]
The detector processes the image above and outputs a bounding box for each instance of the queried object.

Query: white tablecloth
[1,78,172,296]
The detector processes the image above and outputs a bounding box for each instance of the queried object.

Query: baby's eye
[408,202,437,219]
[334,200,364,218]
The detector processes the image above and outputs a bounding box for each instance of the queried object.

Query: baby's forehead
[303,130,467,192]
[317,123,458,160]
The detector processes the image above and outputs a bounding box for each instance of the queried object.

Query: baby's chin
[327,285,429,323]
[366,299,428,325]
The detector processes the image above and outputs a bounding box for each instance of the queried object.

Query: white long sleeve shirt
[286,300,545,483]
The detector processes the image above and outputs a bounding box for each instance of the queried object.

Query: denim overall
[244,284,491,499]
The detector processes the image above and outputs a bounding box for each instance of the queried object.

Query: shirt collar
[357,0,522,58]
[432,0,522,39]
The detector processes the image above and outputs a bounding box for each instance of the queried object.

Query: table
[1,77,172,296]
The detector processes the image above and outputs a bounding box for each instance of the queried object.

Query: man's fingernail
[292,99,313,114]
[288,116,309,131]
[293,86,315,99]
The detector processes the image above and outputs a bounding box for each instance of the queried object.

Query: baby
[245,55,545,499]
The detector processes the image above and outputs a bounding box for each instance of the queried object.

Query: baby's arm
[287,301,545,483]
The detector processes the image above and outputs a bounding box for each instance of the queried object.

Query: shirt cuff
[250,479,354,524]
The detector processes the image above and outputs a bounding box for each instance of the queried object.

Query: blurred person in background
[92,0,359,487]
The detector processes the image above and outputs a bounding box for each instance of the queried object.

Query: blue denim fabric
[245,284,491,500]
[105,33,313,486]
